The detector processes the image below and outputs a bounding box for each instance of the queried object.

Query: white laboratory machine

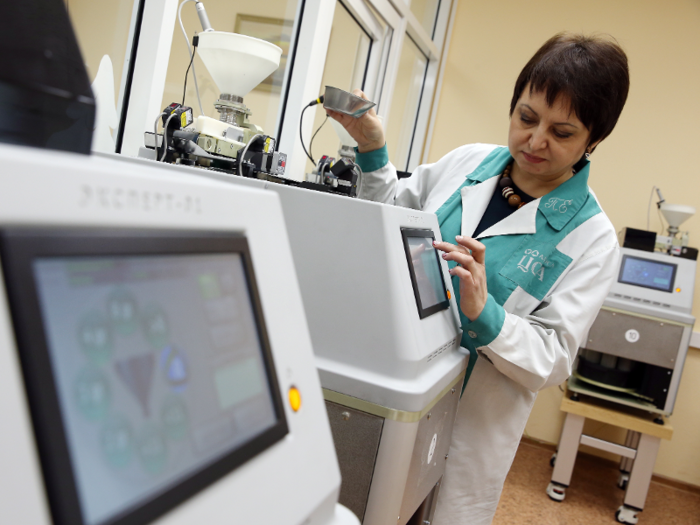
[133,18,467,523]
[570,246,696,415]
[265,182,467,525]
[117,151,467,524]
[0,143,359,525]
[549,210,696,523]
[141,11,359,197]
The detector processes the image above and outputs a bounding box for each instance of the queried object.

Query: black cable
[299,96,325,165]
[182,35,199,106]
[309,115,328,165]
[300,104,315,164]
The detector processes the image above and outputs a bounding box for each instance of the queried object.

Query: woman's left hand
[434,236,488,321]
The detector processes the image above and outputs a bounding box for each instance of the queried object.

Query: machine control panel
[618,254,678,293]
[401,228,450,320]
[608,247,696,314]
[1,230,287,525]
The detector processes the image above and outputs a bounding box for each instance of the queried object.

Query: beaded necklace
[498,162,527,209]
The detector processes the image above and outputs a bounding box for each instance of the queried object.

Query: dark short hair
[509,33,629,149]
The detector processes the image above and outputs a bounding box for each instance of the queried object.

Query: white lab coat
[358,143,619,524]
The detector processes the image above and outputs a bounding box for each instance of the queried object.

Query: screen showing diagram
[619,255,677,293]
[32,252,279,525]
[401,228,450,319]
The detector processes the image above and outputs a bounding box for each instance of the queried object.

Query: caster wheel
[550,453,557,468]
[653,417,664,425]
[617,472,629,490]
[570,393,580,402]
[615,505,639,524]
[546,482,566,502]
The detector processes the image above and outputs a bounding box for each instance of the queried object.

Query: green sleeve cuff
[462,294,505,348]
[354,144,388,173]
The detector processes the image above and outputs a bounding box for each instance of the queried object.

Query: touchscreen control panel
[618,254,677,293]
[401,228,450,320]
[1,230,286,525]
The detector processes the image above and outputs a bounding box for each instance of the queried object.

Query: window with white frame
[385,35,428,171]
[161,0,303,140]
[303,0,380,173]
[63,0,141,154]
[90,0,455,177]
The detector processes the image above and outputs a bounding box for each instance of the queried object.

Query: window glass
[63,0,138,153]
[385,35,428,171]
[362,0,392,113]
[161,0,301,141]
[304,1,372,173]
[408,0,440,38]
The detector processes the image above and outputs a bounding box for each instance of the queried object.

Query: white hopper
[196,31,282,97]
[659,203,695,232]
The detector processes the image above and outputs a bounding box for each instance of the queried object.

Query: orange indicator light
[676,288,681,293]
[447,290,451,300]
[289,387,302,412]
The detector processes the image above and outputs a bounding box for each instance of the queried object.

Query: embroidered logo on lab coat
[516,249,554,282]
[500,239,573,301]
[544,197,574,214]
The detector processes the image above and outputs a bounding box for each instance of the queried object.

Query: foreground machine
[114,156,468,524]
[0,143,358,525]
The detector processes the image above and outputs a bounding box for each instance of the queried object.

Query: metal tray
[323,86,376,118]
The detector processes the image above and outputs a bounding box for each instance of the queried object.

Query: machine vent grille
[427,340,454,362]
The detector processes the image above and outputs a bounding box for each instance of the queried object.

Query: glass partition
[362,0,393,113]
[408,0,440,38]
[385,35,428,171]
[63,0,139,153]
[305,1,372,173]
[161,0,302,139]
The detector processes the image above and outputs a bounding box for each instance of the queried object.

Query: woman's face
[508,86,593,186]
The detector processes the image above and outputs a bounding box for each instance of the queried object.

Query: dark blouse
[472,180,535,238]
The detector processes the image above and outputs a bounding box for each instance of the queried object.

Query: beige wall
[430,0,700,486]
[64,0,135,107]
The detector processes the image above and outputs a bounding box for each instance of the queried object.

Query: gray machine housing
[570,247,696,415]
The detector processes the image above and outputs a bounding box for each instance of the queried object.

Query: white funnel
[660,203,695,230]
[197,32,282,97]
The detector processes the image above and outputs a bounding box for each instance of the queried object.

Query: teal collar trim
[465,146,593,232]
[466,147,511,183]
[537,161,591,231]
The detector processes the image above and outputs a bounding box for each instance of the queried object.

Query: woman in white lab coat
[327,33,630,524]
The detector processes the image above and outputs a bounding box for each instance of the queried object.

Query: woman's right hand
[325,89,386,153]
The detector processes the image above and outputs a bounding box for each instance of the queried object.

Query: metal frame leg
[619,430,637,474]
[618,431,640,489]
[624,433,661,511]
[551,413,585,487]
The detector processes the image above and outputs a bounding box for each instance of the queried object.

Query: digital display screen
[31,252,281,525]
[401,228,450,319]
[618,254,677,293]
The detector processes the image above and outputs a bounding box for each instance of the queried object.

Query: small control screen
[401,228,450,319]
[618,254,677,293]
[1,231,287,525]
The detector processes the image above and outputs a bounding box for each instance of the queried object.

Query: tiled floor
[492,440,700,525]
